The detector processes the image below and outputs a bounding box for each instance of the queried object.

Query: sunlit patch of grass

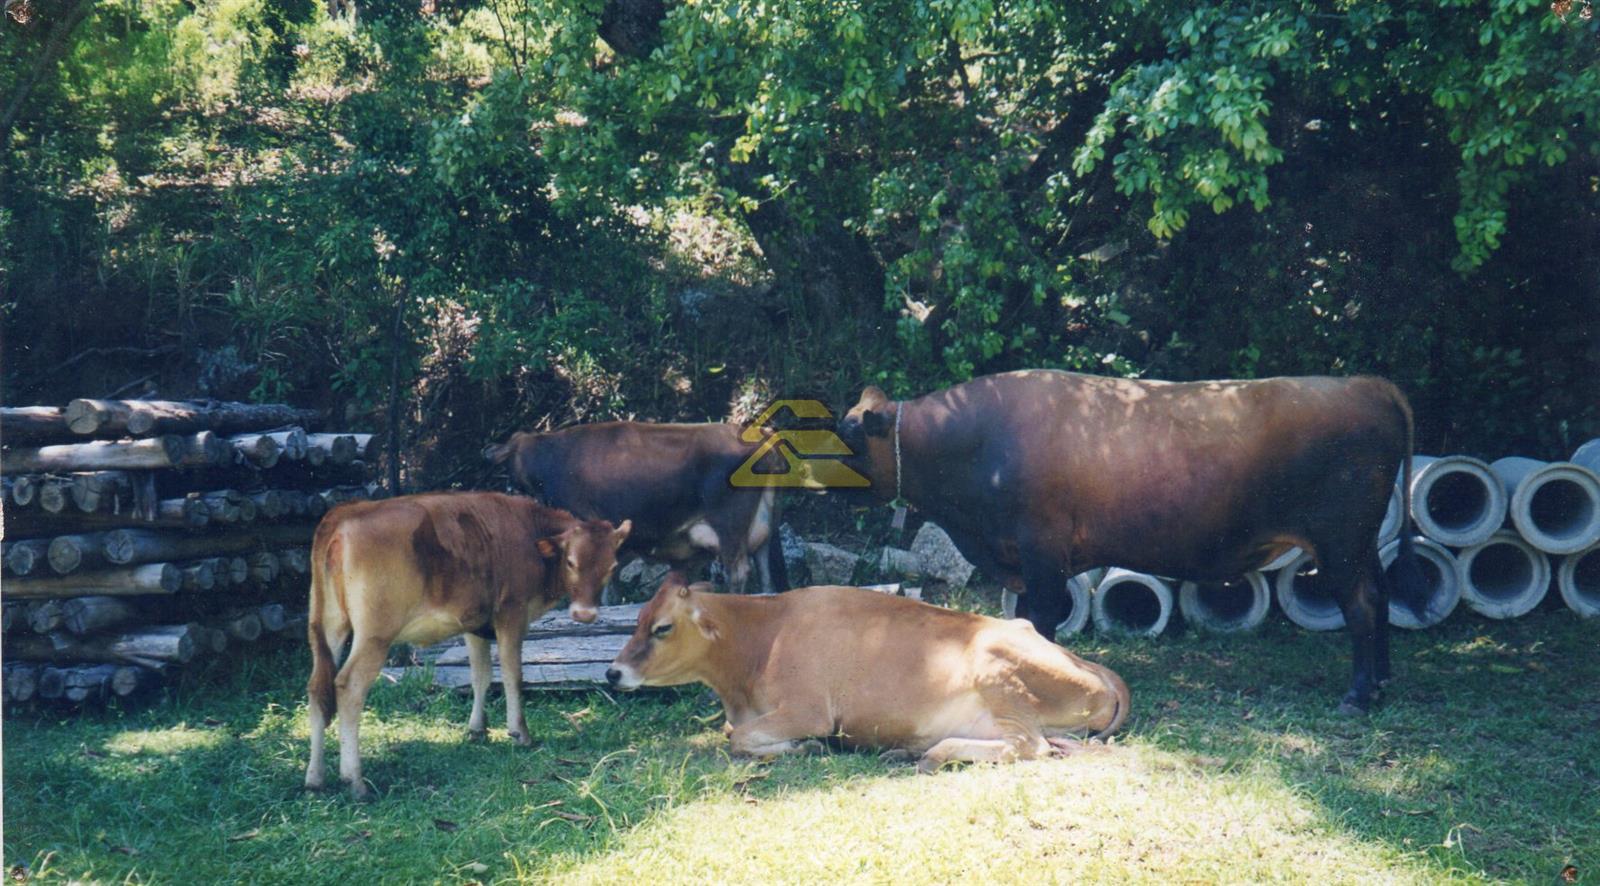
[3,611,1596,883]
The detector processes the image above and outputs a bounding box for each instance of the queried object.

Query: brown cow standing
[304,492,629,798]
[485,422,786,594]
[607,578,1129,772]
[837,370,1428,713]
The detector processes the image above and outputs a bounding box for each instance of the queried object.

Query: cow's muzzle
[569,603,598,624]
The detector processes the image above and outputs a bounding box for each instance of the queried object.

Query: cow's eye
[651,622,673,638]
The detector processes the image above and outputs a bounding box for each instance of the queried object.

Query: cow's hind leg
[495,606,532,745]
[1324,550,1384,714]
[464,633,492,740]
[1369,550,1394,686]
[334,635,389,799]
[305,622,349,791]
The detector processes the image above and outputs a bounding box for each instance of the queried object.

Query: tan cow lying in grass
[305,492,629,799]
[607,579,1128,773]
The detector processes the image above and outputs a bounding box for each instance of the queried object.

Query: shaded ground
[3,604,1596,884]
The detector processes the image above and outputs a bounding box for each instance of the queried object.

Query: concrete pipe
[1000,572,1096,640]
[1489,457,1600,555]
[1273,551,1345,631]
[1408,455,1507,548]
[1556,542,1600,619]
[1379,482,1404,547]
[1178,572,1271,633]
[1457,529,1551,620]
[1261,546,1302,572]
[1380,536,1460,629]
[1571,438,1600,473]
[1091,569,1173,637]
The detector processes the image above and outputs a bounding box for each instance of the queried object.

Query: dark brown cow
[304,492,629,798]
[837,370,1429,713]
[485,422,786,594]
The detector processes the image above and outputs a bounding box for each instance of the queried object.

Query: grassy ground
[3,605,1596,884]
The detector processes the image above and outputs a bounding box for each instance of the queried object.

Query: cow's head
[536,518,631,623]
[484,431,541,494]
[836,385,896,496]
[606,575,719,690]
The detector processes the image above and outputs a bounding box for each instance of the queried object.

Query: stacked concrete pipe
[1092,569,1174,637]
[1489,456,1600,555]
[1457,529,1551,619]
[1178,572,1271,633]
[1380,537,1460,629]
[1557,542,1600,618]
[1408,455,1507,548]
[1272,551,1345,631]
[1000,571,1098,639]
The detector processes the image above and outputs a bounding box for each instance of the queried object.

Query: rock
[804,542,859,586]
[877,547,920,577]
[617,557,672,591]
[779,523,807,578]
[910,522,975,588]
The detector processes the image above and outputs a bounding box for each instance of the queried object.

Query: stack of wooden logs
[1,399,379,706]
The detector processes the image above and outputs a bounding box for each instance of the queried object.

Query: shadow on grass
[4,612,1597,882]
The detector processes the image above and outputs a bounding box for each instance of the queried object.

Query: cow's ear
[535,536,560,559]
[613,519,632,544]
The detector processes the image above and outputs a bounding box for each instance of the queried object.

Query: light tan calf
[607,580,1128,773]
[305,492,629,798]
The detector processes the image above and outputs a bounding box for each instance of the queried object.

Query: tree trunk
[71,471,134,512]
[48,532,117,574]
[0,406,73,443]
[100,523,314,566]
[6,496,209,536]
[62,399,321,437]
[257,603,287,632]
[4,662,40,702]
[8,474,38,506]
[4,562,183,598]
[4,539,50,576]
[6,623,200,667]
[0,0,97,148]
[178,560,216,591]
[26,599,66,633]
[221,610,263,642]
[37,476,71,514]
[1,432,229,472]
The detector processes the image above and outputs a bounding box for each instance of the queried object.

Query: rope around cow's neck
[894,402,903,504]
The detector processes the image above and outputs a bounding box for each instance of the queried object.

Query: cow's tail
[307,523,345,721]
[1387,384,1431,619]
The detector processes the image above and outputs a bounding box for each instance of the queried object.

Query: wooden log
[58,664,138,702]
[220,556,249,586]
[36,666,68,699]
[70,471,133,512]
[5,623,199,667]
[9,474,38,506]
[264,428,308,461]
[196,625,228,655]
[304,491,328,518]
[277,547,310,576]
[6,496,210,536]
[1,406,73,443]
[4,563,183,598]
[200,491,255,524]
[62,596,141,635]
[1,600,17,632]
[63,399,321,437]
[257,603,287,632]
[1,432,228,473]
[282,609,309,637]
[178,560,216,591]
[4,539,49,576]
[48,532,117,574]
[38,477,72,514]
[222,610,263,642]
[4,662,40,701]
[248,551,280,584]
[26,599,66,634]
[229,433,281,469]
[99,524,314,567]
[249,490,287,519]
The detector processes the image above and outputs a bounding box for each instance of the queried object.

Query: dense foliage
[2,0,1596,479]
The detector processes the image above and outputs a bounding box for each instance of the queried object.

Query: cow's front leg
[728,705,830,758]
[1020,551,1072,642]
[494,607,532,745]
[916,736,1035,774]
[464,633,492,740]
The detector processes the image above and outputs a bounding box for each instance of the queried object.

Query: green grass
[4,608,1597,884]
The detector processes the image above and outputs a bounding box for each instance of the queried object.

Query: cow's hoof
[509,730,533,747]
[915,755,945,775]
[466,728,488,743]
[799,739,826,756]
[877,748,914,765]
[1336,700,1369,717]
[304,780,327,794]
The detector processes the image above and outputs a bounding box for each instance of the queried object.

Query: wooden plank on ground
[383,662,612,691]
[393,603,642,688]
[430,633,625,667]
